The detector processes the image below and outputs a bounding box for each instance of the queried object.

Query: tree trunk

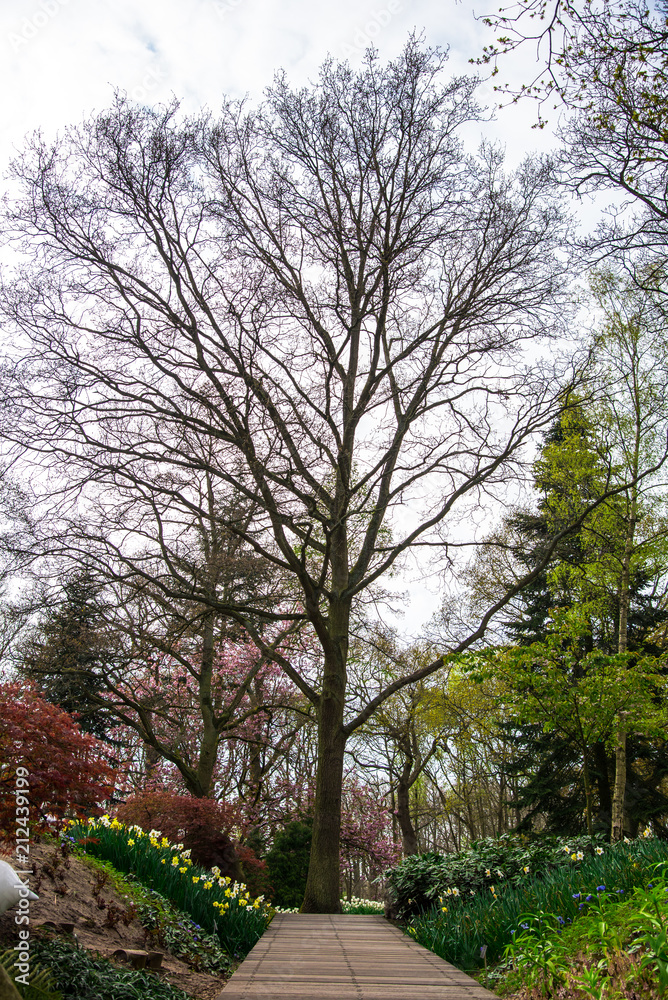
[301,664,346,912]
[611,724,627,842]
[611,490,637,842]
[194,610,220,798]
[396,763,419,855]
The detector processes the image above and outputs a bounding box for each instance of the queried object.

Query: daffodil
[179,866,188,873]
[595,846,604,855]
[127,838,135,846]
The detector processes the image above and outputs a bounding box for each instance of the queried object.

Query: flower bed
[67,816,271,960]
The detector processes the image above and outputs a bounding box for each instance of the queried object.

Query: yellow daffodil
[179,866,188,873]
[192,876,200,884]
[203,881,213,890]
[127,838,135,846]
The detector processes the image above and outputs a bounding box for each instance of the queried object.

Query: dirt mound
[0,842,227,999]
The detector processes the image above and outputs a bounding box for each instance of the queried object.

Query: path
[218,913,500,999]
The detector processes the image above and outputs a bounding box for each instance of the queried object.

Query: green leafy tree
[485,606,668,837]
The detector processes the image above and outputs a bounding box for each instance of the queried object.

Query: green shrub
[386,832,604,919]
[265,819,312,909]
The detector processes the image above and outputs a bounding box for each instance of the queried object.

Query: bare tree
[1,42,575,910]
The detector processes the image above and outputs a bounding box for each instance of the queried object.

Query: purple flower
[586,895,593,902]
[572,893,581,899]
[596,886,606,892]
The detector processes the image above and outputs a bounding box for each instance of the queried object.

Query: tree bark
[612,484,637,842]
[396,761,419,855]
[301,656,346,912]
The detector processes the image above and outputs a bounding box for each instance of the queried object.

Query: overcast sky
[1,0,560,172]
[1,0,574,637]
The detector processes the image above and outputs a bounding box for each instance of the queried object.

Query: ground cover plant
[67,816,270,960]
[387,832,609,918]
[78,854,233,976]
[1,947,62,1000]
[497,865,668,998]
[392,834,668,976]
[29,939,192,1000]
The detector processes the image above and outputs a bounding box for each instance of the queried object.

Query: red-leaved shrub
[114,791,243,880]
[0,681,119,841]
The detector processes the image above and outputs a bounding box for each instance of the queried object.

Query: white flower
[595,847,604,855]
[452,887,460,897]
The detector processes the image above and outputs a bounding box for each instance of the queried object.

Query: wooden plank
[217,914,500,999]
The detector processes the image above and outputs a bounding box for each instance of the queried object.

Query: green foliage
[399,838,668,975]
[0,949,62,1000]
[134,890,232,975]
[67,817,270,960]
[29,940,191,1000]
[21,574,117,741]
[79,854,232,976]
[498,863,668,998]
[264,819,312,909]
[386,832,604,918]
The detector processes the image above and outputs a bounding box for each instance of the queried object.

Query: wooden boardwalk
[219,914,500,999]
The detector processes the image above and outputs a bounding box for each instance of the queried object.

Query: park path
[218,913,500,999]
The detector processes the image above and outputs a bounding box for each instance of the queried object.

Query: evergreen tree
[21,573,117,741]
